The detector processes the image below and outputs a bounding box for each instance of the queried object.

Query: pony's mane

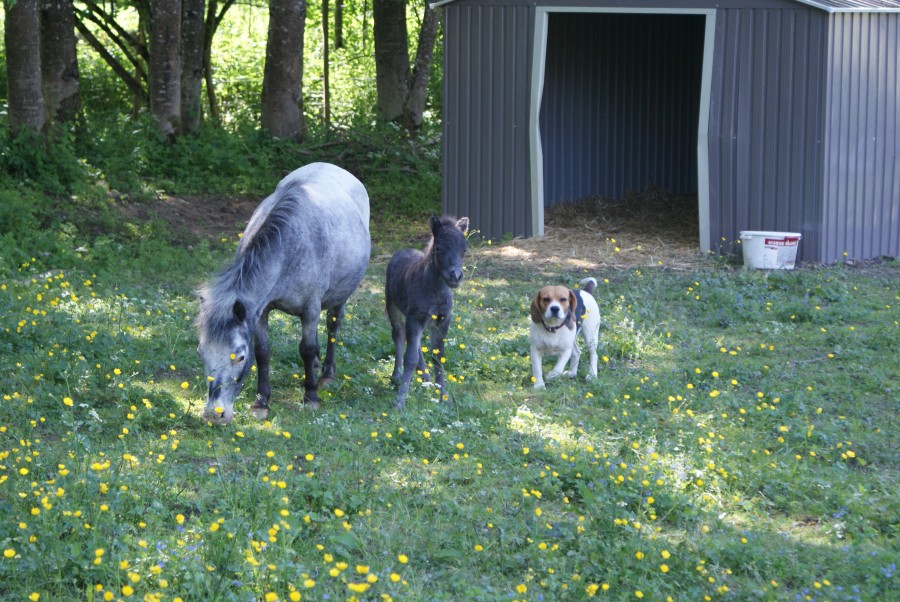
[196,190,299,344]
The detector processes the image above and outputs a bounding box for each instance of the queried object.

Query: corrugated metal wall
[822,12,900,264]
[442,4,534,240]
[707,7,829,261]
[442,0,900,262]
[539,13,705,206]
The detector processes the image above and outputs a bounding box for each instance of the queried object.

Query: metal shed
[437,0,900,264]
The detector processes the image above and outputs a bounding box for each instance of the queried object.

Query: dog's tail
[577,277,598,295]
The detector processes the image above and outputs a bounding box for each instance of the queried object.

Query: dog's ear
[530,291,544,324]
[567,290,578,330]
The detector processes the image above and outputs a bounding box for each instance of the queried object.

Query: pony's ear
[456,217,470,234]
[430,215,442,235]
[232,300,247,323]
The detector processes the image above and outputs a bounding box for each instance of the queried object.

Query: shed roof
[432,0,900,13]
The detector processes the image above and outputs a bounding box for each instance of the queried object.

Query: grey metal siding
[441,0,899,262]
[539,13,705,206]
[442,4,533,240]
[707,8,828,260]
[822,12,900,263]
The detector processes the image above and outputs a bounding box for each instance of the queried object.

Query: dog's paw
[533,381,546,390]
[585,372,597,381]
[546,370,562,380]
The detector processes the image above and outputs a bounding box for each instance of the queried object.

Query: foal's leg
[299,308,322,408]
[395,316,426,409]
[320,304,344,385]
[251,311,272,419]
[429,316,451,402]
[387,303,406,385]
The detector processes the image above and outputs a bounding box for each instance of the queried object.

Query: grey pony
[196,163,370,424]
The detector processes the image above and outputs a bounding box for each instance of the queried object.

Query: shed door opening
[534,12,709,244]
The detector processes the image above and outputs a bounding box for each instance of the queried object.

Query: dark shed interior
[539,13,707,208]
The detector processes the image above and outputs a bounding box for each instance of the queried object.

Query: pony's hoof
[319,375,334,388]
[249,404,270,421]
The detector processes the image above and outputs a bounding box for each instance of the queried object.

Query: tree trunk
[201,0,235,124]
[39,0,82,128]
[401,2,438,136]
[334,0,343,49]
[181,0,206,134]
[260,0,306,141]
[5,0,46,137]
[322,0,330,127]
[372,0,409,123]
[74,17,146,103]
[149,0,182,139]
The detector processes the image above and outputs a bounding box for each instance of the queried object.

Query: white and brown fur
[529,277,601,389]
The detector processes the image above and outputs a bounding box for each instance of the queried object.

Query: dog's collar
[542,311,572,333]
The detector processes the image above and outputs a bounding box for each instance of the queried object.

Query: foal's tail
[577,277,598,296]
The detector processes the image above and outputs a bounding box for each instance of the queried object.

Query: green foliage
[0,128,89,196]
[1,190,898,601]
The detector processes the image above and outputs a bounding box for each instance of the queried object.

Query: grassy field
[1,177,897,602]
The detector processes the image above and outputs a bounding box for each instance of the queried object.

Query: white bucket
[740,231,802,270]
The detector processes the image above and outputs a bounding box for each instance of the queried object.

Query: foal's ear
[456,217,470,234]
[232,300,247,323]
[430,215,442,234]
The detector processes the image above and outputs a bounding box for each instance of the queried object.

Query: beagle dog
[530,277,601,389]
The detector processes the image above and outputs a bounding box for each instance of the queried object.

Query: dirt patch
[474,189,705,274]
[123,188,706,271]
[119,194,260,245]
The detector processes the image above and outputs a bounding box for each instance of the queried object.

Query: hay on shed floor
[476,188,705,272]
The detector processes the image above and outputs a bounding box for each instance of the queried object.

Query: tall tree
[401,1,438,135]
[373,0,440,135]
[40,0,82,127]
[74,0,147,104]
[322,0,330,127]
[372,0,408,122]
[5,0,46,137]
[260,0,306,141]
[181,0,206,133]
[202,0,237,122]
[149,0,183,139]
[334,0,343,49]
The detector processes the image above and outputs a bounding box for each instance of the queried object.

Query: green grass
[1,193,898,602]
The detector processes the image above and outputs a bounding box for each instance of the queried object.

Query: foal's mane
[196,189,299,344]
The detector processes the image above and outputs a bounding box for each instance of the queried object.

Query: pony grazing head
[430,215,469,288]
[196,296,254,425]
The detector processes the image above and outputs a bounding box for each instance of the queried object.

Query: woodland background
[2,0,440,141]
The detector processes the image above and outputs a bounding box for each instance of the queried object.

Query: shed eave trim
[432,0,900,14]
[793,0,900,12]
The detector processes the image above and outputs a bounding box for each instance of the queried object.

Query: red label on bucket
[764,237,799,247]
